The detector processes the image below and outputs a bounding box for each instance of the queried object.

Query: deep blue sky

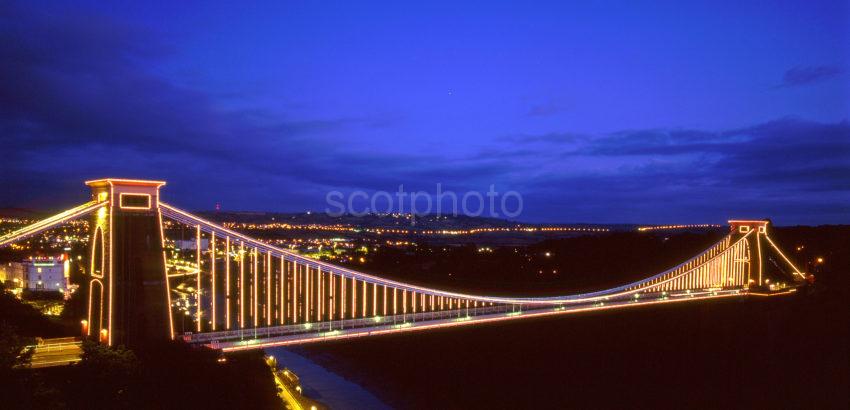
[1,1,848,224]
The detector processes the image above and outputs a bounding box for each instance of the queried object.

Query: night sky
[1,1,848,224]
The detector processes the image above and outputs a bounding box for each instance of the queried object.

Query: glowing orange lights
[225,236,231,330]
[352,278,357,318]
[292,261,298,323]
[637,224,720,232]
[196,225,202,333]
[267,251,272,326]
[11,181,808,353]
[305,261,311,322]
[85,178,166,187]
[211,232,216,331]
[239,242,245,328]
[90,225,105,278]
[253,248,259,328]
[280,255,286,325]
[0,201,105,247]
[221,221,609,236]
[216,290,763,352]
[161,202,640,305]
[118,192,152,210]
[317,266,323,322]
[157,209,175,340]
[148,201,805,350]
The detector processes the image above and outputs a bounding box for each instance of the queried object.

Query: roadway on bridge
[27,342,82,368]
[204,288,774,351]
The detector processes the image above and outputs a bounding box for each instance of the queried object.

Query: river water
[266,346,390,409]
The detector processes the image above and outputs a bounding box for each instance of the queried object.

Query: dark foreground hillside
[2,342,283,410]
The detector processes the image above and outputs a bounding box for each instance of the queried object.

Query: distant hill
[0,207,45,220]
[195,210,627,231]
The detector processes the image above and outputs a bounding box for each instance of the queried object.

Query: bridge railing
[0,200,106,247]
[25,342,82,352]
[158,202,747,305]
[187,288,751,349]
[185,303,527,344]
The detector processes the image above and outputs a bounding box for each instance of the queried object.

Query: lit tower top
[85,178,166,211]
[728,219,769,234]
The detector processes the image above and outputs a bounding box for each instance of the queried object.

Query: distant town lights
[637,224,720,232]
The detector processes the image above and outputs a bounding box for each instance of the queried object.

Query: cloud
[486,118,850,224]
[0,5,499,206]
[497,132,584,144]
[579,128,731,156]
[778,65,845,88]
[0,3,847,224]
[0,4,528,200]
[0,6,358,168]
[526,102,561,117]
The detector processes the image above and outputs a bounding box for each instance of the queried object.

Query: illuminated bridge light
[0,181,806,350]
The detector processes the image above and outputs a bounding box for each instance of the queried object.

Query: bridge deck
[189,288,783,351]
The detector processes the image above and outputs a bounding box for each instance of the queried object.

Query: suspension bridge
[0,179,806,352]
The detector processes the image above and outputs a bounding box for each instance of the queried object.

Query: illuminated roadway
[202,288,797,351]
[26,341,82,368]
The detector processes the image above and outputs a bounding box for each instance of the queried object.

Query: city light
[637,224,721,232]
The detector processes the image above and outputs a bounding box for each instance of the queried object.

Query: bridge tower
[85,179,172,347]
[728,219,770,289]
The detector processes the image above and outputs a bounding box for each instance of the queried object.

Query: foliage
[0,322,34,371]
[64,341,140,408]
[21,341,284,409]
[60,262,90,326]
[124,342,283,409]
[22,289,65,301]
[0,323,64,410]
[59,286,87,329]
[0,284,65,337]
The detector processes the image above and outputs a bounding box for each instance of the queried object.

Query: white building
[173,238,210,250]
[24,256,69,292]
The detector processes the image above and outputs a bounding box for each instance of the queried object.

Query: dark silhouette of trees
[0,322,33,371]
